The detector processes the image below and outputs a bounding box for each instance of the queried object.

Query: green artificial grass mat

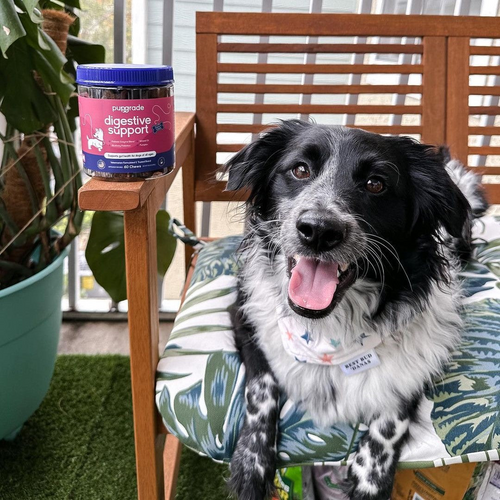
[0,355,229,499]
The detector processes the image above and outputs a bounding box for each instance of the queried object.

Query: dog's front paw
[343,475,391,500]
[228,439,276,500]
[343,452,395,500]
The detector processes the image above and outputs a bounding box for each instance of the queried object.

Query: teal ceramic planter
[0,249,68,440]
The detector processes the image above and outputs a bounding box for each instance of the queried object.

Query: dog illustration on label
[82,114,105,151]
[151,104,172,134]
[87,128,104,151]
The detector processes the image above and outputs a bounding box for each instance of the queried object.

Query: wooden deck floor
[58,321,174,355]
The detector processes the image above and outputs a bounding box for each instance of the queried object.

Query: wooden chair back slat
[470,126,500,133]
[470,46,500,55]
[218,43,424,54]
[216,124,423,134]
[196,13,500,37]
[470,67,500,75]
[218,84,424,94]
[217,104,422,114]
[471,167,500,175]
[218,63,424,74]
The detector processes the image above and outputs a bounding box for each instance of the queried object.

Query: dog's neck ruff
[277,311,382,367]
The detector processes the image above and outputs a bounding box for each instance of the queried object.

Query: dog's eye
[291,164,310,180]
[365,177,385,194]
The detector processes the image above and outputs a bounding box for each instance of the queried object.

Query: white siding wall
[148,0,359,113]
[147,0,166,65]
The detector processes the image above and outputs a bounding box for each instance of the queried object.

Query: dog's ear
[223,140,265,192]
[397,138,472,240]
[223,119,311,193]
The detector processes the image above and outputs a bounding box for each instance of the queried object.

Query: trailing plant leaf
[85,211,177,303]
[0,0,26,57]
[16,0,44,24]
[22,12,74,104]
[39,0,80,9]
[66,34,105,64]
[156,210,177,276]
[65,35,106,130]
[0,37,56,132]
[14,0,43,23]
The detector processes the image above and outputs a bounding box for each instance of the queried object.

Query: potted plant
[0,0,104,440]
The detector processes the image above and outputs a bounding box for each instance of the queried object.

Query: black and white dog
[224,120,488,500]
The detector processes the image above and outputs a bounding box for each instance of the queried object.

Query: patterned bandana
[277,313,382,372]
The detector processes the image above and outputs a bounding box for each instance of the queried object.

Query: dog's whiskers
[350,212,412,291]
[363,243,386,291]
[365,236,413,292]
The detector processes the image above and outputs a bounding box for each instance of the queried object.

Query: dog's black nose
[296,212,346,252]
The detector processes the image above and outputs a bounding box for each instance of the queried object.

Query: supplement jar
[76,64,174,180]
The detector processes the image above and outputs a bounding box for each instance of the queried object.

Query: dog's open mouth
[287,256,356,318]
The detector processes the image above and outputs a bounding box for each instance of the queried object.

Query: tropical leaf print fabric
[155,216,500,468]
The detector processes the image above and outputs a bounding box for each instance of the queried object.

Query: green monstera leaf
[158,351,245,463]
[0,8,74,132]
[16,0,44,24]
[277,406,358,466]
[428,299,500,456]
[0,35,57,132]
[0,0,26,57]
[86,210,176,303]
[23,18,73,105]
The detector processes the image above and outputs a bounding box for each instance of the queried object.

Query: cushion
[155,216,500,469]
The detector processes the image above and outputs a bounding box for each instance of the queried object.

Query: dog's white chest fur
[240,247,462,427]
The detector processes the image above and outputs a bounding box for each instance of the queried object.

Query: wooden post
[163,434,183,500]
[182,133,196,270]
[422,36,447,145]
[124,193,164,500]
[446,37,470,163]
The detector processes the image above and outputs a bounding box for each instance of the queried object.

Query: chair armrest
[78,112,195,212]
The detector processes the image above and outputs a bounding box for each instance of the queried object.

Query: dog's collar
[277,313,382,368]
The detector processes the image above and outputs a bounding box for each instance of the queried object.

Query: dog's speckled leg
[229,294,280,500]
[345,412,412,500]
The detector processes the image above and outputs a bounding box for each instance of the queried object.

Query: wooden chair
[79,12,500,500]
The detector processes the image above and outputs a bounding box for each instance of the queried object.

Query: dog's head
[224,120,471,320]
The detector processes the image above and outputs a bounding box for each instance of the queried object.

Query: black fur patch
[379,421,396,440]
[368,439,384,458]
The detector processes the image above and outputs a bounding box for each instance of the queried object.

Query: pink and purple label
[78,96,174,173]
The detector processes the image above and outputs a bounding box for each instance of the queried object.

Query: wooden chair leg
[163,434,183,500]
[124,195,164,500]
[182,133,196,271]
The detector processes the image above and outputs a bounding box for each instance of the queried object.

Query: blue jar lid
[76,64,174,87]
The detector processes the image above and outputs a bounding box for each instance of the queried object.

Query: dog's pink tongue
[288,258,339,310]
